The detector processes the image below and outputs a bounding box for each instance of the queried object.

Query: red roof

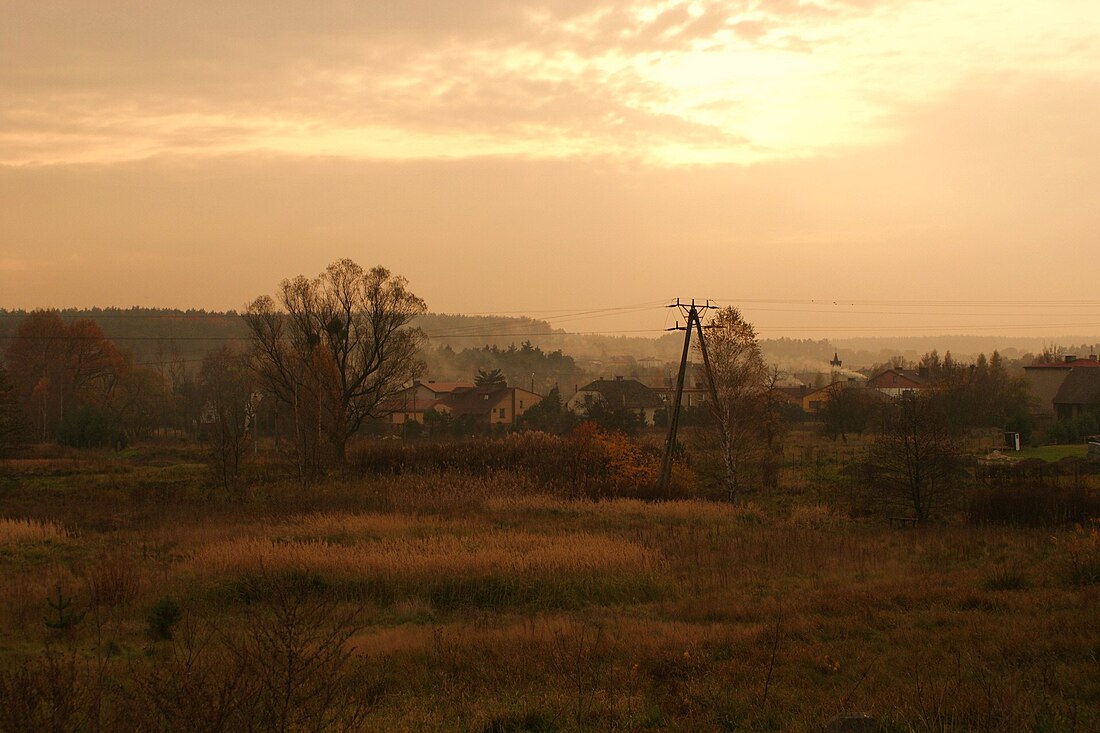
[420,381,476,394]
[867,369,929,389]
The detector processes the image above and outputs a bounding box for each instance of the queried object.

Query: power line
[0,328,671,343]
[7,296,1100,321]
[718,298,1100,308]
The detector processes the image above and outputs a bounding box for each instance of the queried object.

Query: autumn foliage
[3,311,170,446]
[350,423,667,499]
[4,312,122,441]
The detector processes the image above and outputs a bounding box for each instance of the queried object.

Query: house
[402,380,476,403]
[1052,367,1100,422]
[1023,355,1100,419]
[652,362,711,408]
[800,383,843,413]
[652,385,710,409]
[379,397,453,427]
[443,386,543,427]
[381,380,473,426]
[867,368,930,398]
[774,386,808,408]
[568,377,663,425]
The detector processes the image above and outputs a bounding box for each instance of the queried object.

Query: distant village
[382,349,1100,440]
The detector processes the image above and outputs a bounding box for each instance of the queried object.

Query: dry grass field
[0,440,1097,732]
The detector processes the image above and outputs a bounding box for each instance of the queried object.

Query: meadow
[0,436,1097,732]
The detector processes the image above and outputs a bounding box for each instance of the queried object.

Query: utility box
[1087,435,1100,464]
[1003,432,1021,451]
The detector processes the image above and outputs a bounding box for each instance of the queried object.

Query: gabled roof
[419,381,475,394]
[444,387,511,417]
[867,368,929,387]
[802,383,842,399]
[576,379,662,409]
[1053,368,1100,406]
[441,386,541,417]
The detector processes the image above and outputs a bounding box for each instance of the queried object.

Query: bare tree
[244,259,426,468]
[198,347,256,497]
[867,392,966,521]
[697,307,771,501]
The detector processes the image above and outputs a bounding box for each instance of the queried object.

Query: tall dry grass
[0,517,67,544]
[482,495,765,523]
[1,442,1097,732]
[186,529,667,609]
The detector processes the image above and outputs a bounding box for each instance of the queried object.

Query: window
[519,400,524,409]
[498,408,506,418]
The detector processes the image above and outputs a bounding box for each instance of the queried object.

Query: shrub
[983,566,1030,592]
[86,553,141,609]
[967,486,1100,526]
[349,426,668,499]
[1052,520,1100,585]
[0,648,98,731]
[58,405,124,449]
[146,597,182,640]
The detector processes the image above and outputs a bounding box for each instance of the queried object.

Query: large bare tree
[244,259,426,468]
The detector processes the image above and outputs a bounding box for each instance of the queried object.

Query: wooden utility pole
[659,298,717,495]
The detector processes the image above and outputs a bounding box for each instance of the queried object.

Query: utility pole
[659,298,717,496]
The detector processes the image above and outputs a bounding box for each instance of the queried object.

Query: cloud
[2,68,1098,325]
[1,0,1098,169]
[0,0,918,165]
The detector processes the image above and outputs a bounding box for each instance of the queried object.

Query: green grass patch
[1011,444,1087,462]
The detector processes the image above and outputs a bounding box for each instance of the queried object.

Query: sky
[2,0,1100,339]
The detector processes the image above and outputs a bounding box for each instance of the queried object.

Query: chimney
[615,375,623,381]
[1090,354,1098,362]
[918,366,929,379]
[1065,355,1077,363]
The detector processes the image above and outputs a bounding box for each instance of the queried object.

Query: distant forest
[2,307,1097,381]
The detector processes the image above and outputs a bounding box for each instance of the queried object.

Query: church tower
[830,352,842,384]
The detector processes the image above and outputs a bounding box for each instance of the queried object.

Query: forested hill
[414,313,564,349]
[0,308,572,366]
[0,308,249,367]
[2,307,1095,372]
[0,309,557,346]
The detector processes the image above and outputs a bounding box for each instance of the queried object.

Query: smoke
[769,357,866,384]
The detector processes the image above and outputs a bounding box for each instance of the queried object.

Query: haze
[3,1,1099,338]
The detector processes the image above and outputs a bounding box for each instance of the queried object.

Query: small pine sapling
[44,584,87,631]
